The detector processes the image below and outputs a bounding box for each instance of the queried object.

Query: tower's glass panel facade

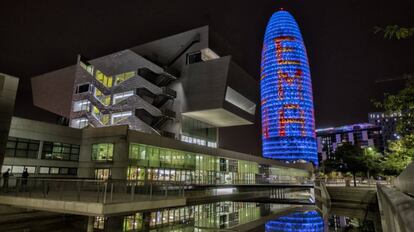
[260,10,318,165]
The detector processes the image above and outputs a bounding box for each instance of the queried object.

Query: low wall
[394,161,414,196]
[377,184,414,232]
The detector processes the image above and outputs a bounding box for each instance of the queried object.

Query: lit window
[50,167,59,174]
[70,118,88,129]
[95,70,113,88]
[94,88,111,106]
[39,167,49,174]
[80,62,94,76]
[92,143,114,161]
[113,91,134,105]
[73,100,91,112]
[114,71,136,85]
[111,111,132,124]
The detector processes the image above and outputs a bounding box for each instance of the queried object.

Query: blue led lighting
[260,10,318,165]
[265,211,324,231]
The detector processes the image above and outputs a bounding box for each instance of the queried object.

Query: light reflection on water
[265,210,324,232]
[3,202,325,232]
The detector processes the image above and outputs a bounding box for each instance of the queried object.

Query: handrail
[0,177,186,204]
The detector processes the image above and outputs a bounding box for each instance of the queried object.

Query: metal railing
[0,177,185,204]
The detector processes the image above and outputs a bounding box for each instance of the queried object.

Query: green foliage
[381,135,414,175]
[375,25,414,39]
[378,78,414,136]
[362,147,383,176]
[335,143,366,174]
[321,158,340,174]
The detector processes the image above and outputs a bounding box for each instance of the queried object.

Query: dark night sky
[0,0,413,155]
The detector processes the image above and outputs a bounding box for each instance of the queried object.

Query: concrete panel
[31,65,76,118]
[9,117,81,144]
[0,74,18,167]
[395,161,414,196]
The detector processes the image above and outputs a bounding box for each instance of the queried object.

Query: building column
[87,216,94,232]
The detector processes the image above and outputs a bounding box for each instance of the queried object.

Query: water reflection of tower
[260,10,318,165]
[265,210,324,231]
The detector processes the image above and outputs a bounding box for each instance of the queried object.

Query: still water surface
[4,202,324,232]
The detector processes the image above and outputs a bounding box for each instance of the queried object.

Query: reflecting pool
[91,202,324,231]
[1,202,326,231]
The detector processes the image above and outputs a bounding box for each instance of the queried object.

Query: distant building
[316,123,383,162]
[368,111,402,149]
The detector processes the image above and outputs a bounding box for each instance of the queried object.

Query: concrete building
[0,25,318,232]
[2,26,313,184]
[0,74,19,168]
[316,123,383,162]
[2,116,311,184]
[368,111,402,149]
[31,26,257,149]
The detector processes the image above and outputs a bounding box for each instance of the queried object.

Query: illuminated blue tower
[260,10,318,165]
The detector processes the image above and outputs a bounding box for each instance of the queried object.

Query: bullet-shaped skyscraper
[260,10,318,165]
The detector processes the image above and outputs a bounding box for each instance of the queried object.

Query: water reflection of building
[95,202,292,231]
[265,210,324,231]
[328,215,348,231]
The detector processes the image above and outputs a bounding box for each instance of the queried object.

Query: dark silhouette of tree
[334,143,366,187]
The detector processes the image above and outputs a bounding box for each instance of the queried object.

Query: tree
[381,135,414,176]
[321,158,340,174]
[334,143,366,187]
[375,25,414,40]
[362,147,383,179]
[375,78,414,136]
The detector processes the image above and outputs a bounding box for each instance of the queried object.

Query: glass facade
[42,142,80,161]
[92,143,114,161]
[70,117,89,129]
[127,143,259,184]
[111,111,132,124]
[260,10,318,165]
[92,106,110,125]
[73,99,91,112]
[113,91,134,105]
[93,88,111,106]
[95,70,113,88]
[95,168,111,180]
[115,71,135,85]
[181,116,217,148]
[122,202,263,232]
[38,166,77,175]
[5,137,80,162]
[6,137,40,158]
[80,61,138,88]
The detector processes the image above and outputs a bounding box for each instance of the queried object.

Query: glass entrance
[95,168,111,180]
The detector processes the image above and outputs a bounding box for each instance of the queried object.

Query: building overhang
[182,108,252,127]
